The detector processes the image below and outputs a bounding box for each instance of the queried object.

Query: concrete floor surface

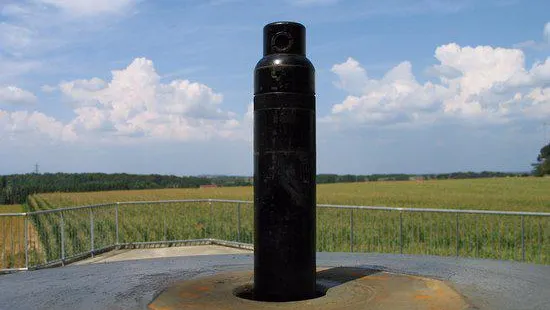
[0,251,549,310]
[73,245,252,265]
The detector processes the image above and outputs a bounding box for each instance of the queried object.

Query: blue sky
[0,0,549,176]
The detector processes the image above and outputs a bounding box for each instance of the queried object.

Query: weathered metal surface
[148,267,471,309]
[254,21,317,302]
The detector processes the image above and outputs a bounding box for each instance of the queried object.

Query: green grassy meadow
[7,177,550,268]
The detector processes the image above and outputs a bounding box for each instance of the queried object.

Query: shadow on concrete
[316,267,382,292]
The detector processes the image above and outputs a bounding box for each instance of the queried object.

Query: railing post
[60,212,65,265]
[521,216,525,261]
[350,209,354,253]
[2,218,5,267]
[115,203,119,246]
[24,216,29,269]
[539,222,542,263]
[455,213,459,257]
[10,217,14,262]
[209,200,213,238]
[163,203,167,242]
[237,203,241,242]
[90,208,94,258]
[400,211,403,254]
[475,216,479,258]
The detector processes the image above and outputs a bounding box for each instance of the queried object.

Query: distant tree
[317,174,338,184]
[0,176,5,204]
[532,143,550,176]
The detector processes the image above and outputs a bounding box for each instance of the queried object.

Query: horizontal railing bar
[118,199,211,205]
[120,199,253,205]
[26,203,115,215]
[3,199,550,217]
[210,239,254,250]
[317,204,550,217]
[0,213,27,217]
[0,267,29,273]
[207,199,253,204]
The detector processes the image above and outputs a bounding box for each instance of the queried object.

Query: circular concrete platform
[149,268,470,309]
[0,252,549,310]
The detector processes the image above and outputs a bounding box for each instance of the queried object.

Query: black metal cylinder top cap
[263,21,306,56]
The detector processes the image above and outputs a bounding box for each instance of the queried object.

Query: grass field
[34,177,550,211]
[0,205,23,213]
[4,177,550,269]
[0,205,32,270]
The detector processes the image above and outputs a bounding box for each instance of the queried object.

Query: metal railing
[1,199,549,272]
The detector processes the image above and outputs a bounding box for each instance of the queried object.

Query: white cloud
[58,78,107,105]
[434,43,527,117]
[522,87,550,118]
[326,58,448,126]
[0,86,37,105]
[325,43,550,128]
[37,0,136,16]
[0,110,75,141]
[0,58,249,144]
[527,87,550,104]
[238,102,254,144]
[58,58,245,142]
[331,57,369,95]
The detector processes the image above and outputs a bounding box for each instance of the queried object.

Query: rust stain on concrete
[149,267,473,310]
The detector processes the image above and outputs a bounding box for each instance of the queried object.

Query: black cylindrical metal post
[253,21,316,302]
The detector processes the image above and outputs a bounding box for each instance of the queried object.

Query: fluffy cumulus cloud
[59,58,243,142]
[328,58,447,126]
[0,110,75,142]
[325,43,550,128]
[0,58,247,144]
[0,85,73,142]
[0,86,37,105]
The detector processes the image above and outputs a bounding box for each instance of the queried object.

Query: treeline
[201,175,253,187]
[0,171,532,205]
[316,171,530,184]
[0,173,250,205]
